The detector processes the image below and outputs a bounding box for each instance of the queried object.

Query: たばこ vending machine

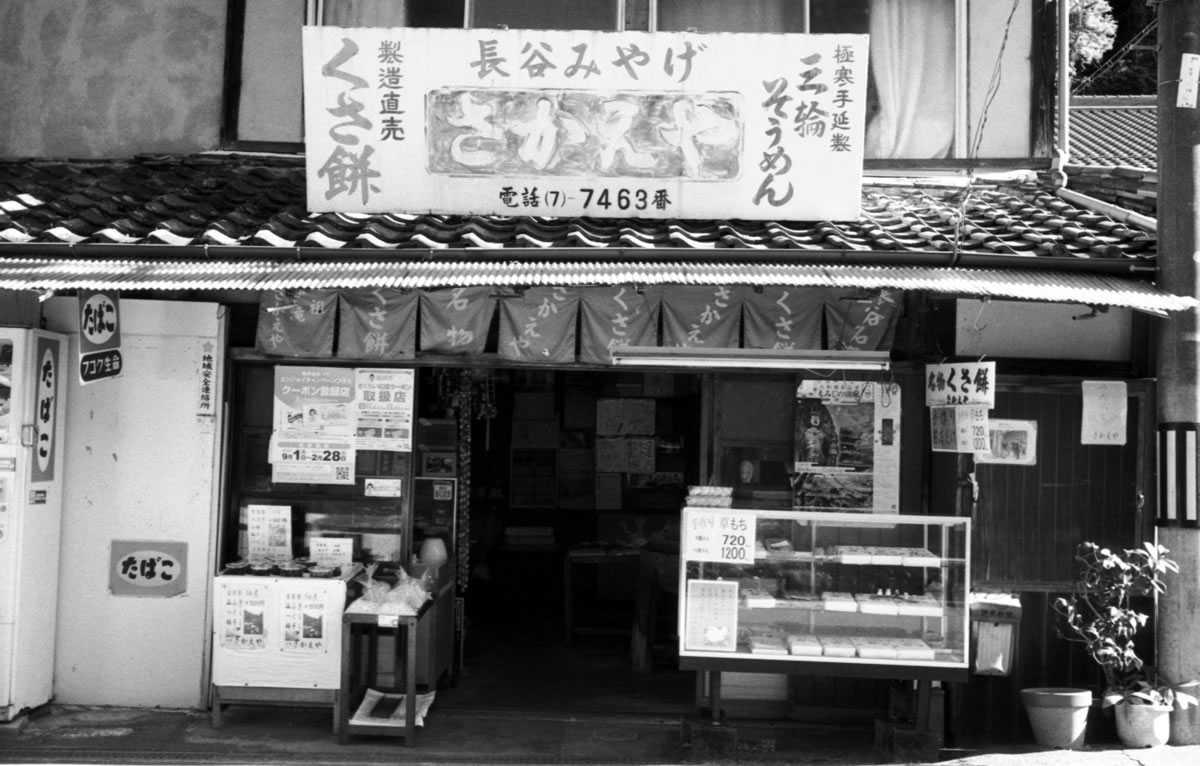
[0,329,66,721]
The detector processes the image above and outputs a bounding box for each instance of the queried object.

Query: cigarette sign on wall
[303,27,868,221]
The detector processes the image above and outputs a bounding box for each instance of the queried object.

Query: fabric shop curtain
[742,287,826,350]
[578,285,662,365]
[256,286,901,361]
[824,289,903,351]
[255,289,338,357]
[337,288,417,359]
[498,287,580,363]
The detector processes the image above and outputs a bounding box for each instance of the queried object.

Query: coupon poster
[354,368,415,452]
[217,579,269,651]
[793,380,901,513]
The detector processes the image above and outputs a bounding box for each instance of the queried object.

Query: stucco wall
[42,298,226,709]
[0,0,225,159]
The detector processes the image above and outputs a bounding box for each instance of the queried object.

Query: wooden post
[1156,0,1200,747]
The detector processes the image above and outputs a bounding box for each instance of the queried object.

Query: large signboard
[303,27,868,220]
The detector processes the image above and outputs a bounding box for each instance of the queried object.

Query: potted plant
[1052,541,1198,748]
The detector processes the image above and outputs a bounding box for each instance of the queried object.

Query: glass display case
[677,508,969,680]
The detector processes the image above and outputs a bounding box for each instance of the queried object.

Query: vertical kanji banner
[578,285,661,364]
[419,287,497,355]
[498,287,580,363]
[337,288,417,359]
[255,289,338,358]
[660,285,744,348]
[824,289,903,351]
[742,286,826,350]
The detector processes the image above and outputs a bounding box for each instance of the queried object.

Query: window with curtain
[226,0,956,160]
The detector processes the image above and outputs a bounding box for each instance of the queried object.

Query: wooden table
[338,601,432,745]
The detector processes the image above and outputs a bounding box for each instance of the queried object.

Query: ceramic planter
[1114,702,1171,748]
[1021,687,1092,749]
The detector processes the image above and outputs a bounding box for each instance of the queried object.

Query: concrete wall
[0,0,225,159]
[42,298,226,709]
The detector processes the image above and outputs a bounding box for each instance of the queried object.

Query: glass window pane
[236,0,305,143]
[657,0,805,33]
[471,0,617,31]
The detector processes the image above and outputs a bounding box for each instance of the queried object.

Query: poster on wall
[793,380,901,513]
[930,404,990,454]
[1081,380,1127,446]
[216,579,269,651]
[353,368,415,452]
[975,419,1037,466]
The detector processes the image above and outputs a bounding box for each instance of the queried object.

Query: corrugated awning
[0,258,1193,315]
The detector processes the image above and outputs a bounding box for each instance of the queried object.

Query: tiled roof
[1068,96,1156,169]
[0,155,1156,257]
[0,153,1188,313]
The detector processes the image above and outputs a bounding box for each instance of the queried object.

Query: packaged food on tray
[818,635,857,657]
[821,592,858,612]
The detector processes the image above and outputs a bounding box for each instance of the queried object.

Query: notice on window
[246,504,293,561]
[354,368,414,452]
[684,579,739,652]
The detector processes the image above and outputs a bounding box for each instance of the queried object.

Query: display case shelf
[678,509,969,681]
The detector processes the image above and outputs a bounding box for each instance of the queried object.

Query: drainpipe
[1051,0,1071,188]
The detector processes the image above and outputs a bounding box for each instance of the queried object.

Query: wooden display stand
[338,600,434,746]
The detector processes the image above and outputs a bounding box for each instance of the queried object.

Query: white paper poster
[684,579,739,652]
[683,509,756,564]
[1081,380,1127,446]
[280,582,330,653]
[217,579,269,650]
[246,504,293,560]
[310,537,354,570]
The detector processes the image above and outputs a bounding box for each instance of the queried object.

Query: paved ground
[3,704,1200,766]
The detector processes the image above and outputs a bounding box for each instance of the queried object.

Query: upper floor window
[225,0,958,161]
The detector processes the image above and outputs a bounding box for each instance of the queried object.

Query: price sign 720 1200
[686,510,757,564]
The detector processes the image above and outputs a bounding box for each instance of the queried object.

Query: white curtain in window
[865,0,955,159]
[322,0,408,26]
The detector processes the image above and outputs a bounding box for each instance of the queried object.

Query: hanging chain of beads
[456,369,472,592]
[475,370,498,421]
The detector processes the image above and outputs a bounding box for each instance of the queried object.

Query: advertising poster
[683,579,739,652]
[793,380,901,513]
[271,367,357,485]
[217,579,269,651]
[354,368,415,452]
[280,582,330,653]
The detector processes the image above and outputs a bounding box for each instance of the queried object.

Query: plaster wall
[42,298,226,709]
[0,0,225,159]
[955,298,1131,361]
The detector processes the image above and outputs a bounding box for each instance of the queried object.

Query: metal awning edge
[0,258,1194,314]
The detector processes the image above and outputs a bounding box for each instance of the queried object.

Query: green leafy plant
[1052,541,1196,707]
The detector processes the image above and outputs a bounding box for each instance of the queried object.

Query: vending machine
[0,329,67,722]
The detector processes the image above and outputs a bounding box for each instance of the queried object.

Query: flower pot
[1114,703,1171,748]
[1021,687,1092,749]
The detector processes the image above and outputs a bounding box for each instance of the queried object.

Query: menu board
[682,509,756,564]
[684,579,739,652]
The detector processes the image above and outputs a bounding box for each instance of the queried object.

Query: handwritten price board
[683,508,756,564]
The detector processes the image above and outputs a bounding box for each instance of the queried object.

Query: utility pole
[1156,0,1200,746]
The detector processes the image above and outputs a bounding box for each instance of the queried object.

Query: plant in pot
[1052,541,1198,748]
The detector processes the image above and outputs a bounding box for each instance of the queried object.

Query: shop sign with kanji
[925,361,996,408]
[303,27,868,220]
